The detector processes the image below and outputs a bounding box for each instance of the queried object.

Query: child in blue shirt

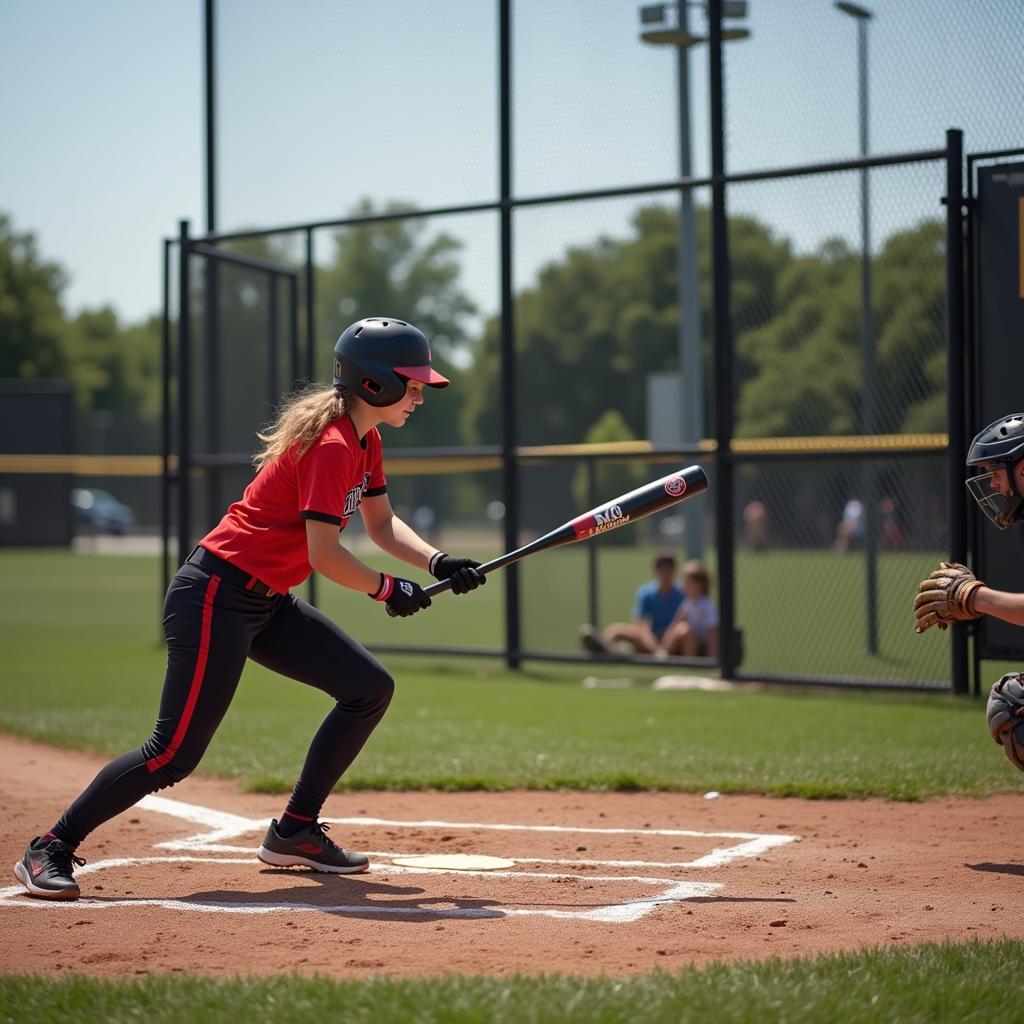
[580,553,683,656]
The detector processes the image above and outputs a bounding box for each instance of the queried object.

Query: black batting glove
[370,573,432,617]
[429,552,487,595]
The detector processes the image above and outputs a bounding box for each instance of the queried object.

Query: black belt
[187,546,279,597]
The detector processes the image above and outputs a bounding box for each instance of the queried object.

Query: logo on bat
[595,504,624,525]
[589,504,629,535]
[664,476,687,497]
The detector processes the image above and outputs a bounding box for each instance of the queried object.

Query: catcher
[914,413,1024,774]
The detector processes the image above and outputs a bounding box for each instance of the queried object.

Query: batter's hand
[913,561,984,633]
[371,573,432,617]
[429,552,487,595]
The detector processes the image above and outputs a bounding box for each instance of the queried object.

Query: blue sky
[2,0,1021,327]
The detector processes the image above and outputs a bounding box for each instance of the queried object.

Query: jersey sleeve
[296,440,358,525]
[364,428,387,497]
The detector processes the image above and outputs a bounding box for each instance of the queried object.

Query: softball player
[14,317,485,900]
[913,412,1024,774]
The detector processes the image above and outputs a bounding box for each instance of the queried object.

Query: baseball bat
[388,464,708,612]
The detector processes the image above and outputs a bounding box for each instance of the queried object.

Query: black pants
[53,553,394,847]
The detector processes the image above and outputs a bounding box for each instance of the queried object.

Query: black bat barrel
[419,465,708,600]
[565,464,708,542]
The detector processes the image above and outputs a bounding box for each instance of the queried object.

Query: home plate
[391,854,516,871]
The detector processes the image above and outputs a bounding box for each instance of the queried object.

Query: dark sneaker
[579,624,609,654]
[14,837,85,900]
[257,820,369,874]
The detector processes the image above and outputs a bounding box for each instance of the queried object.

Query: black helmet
[332,317,449,408]
[966,413,1024,529]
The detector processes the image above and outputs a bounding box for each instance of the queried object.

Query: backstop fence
[149,0,1024,693]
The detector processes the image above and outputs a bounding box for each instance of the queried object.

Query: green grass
[315,543,955,683]
[1,550,1022,799]
[2,940,1021,1023]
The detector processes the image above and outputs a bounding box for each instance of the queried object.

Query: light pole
[836,0,878,655]
[639,2,749,561]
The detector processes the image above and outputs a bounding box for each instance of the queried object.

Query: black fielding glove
[429,552,487,595]
[371,573,432,617]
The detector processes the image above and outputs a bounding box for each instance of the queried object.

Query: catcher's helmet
[966,413,1024,529]
[332,317,449,408]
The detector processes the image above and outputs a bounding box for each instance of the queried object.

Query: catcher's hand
[913,562,985,633]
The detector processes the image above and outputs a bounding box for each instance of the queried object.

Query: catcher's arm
[973,587,1024,628]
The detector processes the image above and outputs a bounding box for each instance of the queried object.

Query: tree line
[1,198,946,487]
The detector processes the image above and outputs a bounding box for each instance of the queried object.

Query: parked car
[71,488,135,535]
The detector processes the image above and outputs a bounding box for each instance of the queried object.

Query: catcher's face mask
[966,461,1024,529]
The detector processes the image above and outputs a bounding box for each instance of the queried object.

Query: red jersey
[200,415,387,594]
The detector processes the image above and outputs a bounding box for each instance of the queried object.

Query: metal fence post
[305,227,318,608]
[161,239,172,618]
[708,0,738,679]
[945,128,968,695]
[586,457,599,632]
[499,0,520,668]
[203,257,221,530]
[176,220,192,570]
[204,0,217,236]
[268,273,280,406]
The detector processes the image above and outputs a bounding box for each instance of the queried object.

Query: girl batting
[15,317,485,899]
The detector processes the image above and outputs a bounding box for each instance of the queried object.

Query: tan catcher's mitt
[913,562,985,633]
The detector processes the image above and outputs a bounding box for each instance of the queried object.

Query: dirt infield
[2,733,1022,978]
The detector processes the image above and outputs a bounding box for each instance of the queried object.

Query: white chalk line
[0,855,721,923]
[140,795,798,869]
[3,793,798,922]
[148,843,794,872]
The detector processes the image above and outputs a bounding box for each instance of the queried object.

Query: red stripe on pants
[146,575,221,772]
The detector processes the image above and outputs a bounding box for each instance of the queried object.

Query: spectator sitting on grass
[660,559,719,658]
[579,552,683,657]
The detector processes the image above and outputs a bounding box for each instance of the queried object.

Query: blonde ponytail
[252,384,349,470]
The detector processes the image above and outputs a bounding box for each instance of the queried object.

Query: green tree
[460,203,792,523]
[462,203,792,450]
[0,213,68,380]
[63,307,159,416]
[735,220,947,438]
[0,211,161,438]
[874,220,946,433]
[736,238,862,437]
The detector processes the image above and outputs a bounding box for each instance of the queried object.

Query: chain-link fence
[149,0,1024,690]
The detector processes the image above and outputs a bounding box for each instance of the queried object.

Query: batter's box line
[159,845,793,873]
[0,855,722,923]
[138,795,799,868]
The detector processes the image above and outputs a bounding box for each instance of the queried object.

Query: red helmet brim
[394,365,450,388]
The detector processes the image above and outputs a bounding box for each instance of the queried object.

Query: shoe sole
[13,861,81,900]
[256,845,369,874]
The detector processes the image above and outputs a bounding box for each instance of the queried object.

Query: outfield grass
[318,543,955,684]
[1,550,1022,799]
[1,939,1020,1023]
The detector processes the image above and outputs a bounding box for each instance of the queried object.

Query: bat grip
[384,550,517,617]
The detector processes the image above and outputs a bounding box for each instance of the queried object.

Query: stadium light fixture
[835,2,873,21]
